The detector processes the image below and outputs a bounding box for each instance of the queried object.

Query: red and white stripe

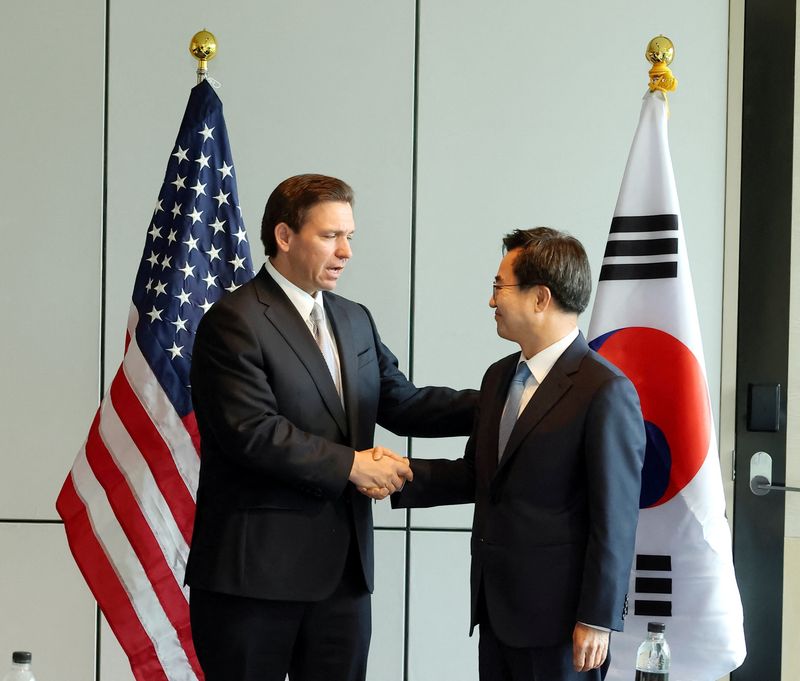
[57,305,203,681]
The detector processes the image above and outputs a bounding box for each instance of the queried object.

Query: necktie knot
[512,362,532,385]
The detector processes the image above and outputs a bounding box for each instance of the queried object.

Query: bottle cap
[12,652,32,664]
[647,622,666,633]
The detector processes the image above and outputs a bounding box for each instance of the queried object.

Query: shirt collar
[518,327,579,385]
[265,259,323,321]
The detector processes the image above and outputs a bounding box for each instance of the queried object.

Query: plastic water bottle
[635,622,670,680]
[1,652,37,681]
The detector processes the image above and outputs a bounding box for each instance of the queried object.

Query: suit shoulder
[196,278,260,333]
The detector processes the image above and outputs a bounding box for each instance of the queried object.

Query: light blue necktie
[498,362,531,460]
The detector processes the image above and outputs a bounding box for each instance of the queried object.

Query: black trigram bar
[599,261,678,281]
[634,554,672,618]
[610,214,679,233]
[635,600,673,617]
[635,577,672,594]
[604,238,678,258]
[636,554,672,571]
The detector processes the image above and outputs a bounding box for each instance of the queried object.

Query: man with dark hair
[186,173,477,681]
[390,227,645,680]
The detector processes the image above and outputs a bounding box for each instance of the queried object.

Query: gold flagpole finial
[190,30,217,84]
[646,35,677,93]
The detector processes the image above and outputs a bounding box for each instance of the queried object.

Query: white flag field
[587,89,747,680]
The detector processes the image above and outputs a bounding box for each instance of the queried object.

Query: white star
[233,227,248,244]
[172,146,189,163]
[210,217,226,234]
[180,262,196,279]
[229,254,247,271]
[213,190,230,206]
[146,250,160,267]
[153,280,167,296]
[184,235,200,253]
[195,152,211,169]
[149,224,162,240]
[206,244,222,262]
[218,161,233,179]
[203,273,218,288]
[199,123,215,141]
[147,306,163,323]
[160,255,172,270]
[199,298,214,314]
[225,281,241,293]
[188,207,203,224]
[171,174,187,190]
[167,229,177,244]
[167,342,184,359]
[154,199,164,214]
[190,180,207,196]
[145,278,153,292]
[171,202,182,219]
[175,289,192,306]
[171,316,188,333]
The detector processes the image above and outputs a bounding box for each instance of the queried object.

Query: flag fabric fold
[57,79,254,681]
[588,89,746,680]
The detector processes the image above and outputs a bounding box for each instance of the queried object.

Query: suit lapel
[324,293,359,446]
[494,333,589,476]
[254,269,348,436]
[481,356,519,480]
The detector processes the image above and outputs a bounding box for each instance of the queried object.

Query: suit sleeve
[391,376,484,509]
[191,302,354,500]
[576,374,646,631]
[359,305,478,437]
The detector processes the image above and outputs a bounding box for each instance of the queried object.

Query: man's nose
[336,237,352,259]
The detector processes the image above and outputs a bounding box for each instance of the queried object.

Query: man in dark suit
[389,227,645,680]
[185,174,477,681]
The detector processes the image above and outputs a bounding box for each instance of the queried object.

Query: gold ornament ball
[190,30,217,62]
[645,35,674,65]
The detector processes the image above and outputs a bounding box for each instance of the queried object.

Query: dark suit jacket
[185,267,476,602]
[394,333,645,648]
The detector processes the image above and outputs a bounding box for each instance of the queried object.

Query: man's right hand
[349,447,413,497]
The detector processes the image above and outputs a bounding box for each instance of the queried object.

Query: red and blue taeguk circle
[590,327,710,508]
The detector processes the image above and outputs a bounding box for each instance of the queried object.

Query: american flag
[56,79,254,681]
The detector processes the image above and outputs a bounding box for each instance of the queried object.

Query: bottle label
[634,672,668,681]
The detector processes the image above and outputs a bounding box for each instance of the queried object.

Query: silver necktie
[310,303,341,397]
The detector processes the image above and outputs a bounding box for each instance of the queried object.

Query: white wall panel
[0,0,104,518]
[104,0,416,381]
[411,0,729,528]
[408,531,476,681]
[370,530,407,681]
[0,524,96,681]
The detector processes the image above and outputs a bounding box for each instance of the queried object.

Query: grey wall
[0,1,729,680]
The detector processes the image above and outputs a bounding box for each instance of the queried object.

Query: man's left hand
[572,623,609,672]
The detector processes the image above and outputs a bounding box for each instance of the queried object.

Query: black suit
[394,333,645,679]
[186,267,476,680]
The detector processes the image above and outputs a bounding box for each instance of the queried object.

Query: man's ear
[534,284,553,312]
[274,222,292,253]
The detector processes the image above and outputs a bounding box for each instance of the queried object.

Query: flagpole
[190,29,217,84]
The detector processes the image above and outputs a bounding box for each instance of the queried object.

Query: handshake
[349,446,413,500]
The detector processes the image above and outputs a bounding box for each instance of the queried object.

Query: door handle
[749,451,800,495]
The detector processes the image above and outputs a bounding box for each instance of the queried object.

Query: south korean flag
[588,89,746,680]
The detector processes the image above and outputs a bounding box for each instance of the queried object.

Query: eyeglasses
[491,283,521,297]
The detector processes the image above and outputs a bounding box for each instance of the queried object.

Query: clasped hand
[349,446,412,500]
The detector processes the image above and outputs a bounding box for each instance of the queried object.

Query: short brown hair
[261,174,354,257]
[502,227,592,314]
